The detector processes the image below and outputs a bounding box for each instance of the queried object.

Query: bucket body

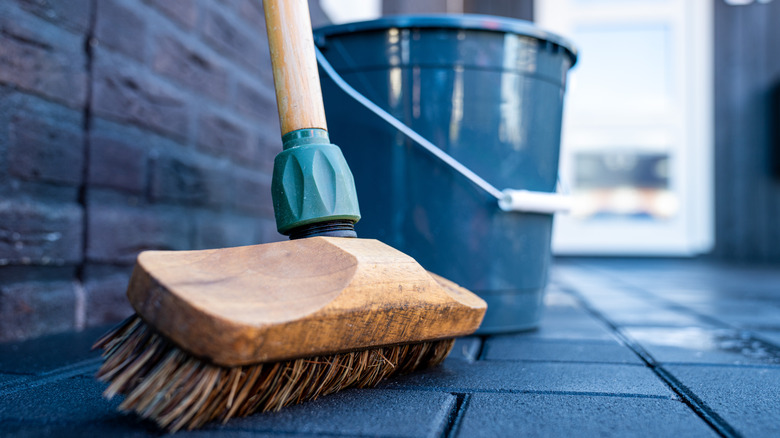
[315,15,576,333]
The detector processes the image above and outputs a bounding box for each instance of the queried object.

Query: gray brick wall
[0,0,329,342]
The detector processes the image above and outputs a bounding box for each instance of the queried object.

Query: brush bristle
[93,315,454,432]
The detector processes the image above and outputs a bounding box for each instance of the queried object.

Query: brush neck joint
[271,128,361,238]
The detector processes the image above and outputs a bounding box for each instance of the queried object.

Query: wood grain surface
[127,237,487,367]
[264,0,328,135]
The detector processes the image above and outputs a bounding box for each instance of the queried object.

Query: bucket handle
[315,46,571,214]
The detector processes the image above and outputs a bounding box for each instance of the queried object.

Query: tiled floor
[1,258,779,437]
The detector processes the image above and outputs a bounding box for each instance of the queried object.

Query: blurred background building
[321,0,778,259]
[1,0,778,342]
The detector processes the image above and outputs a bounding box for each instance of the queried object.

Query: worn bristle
[93,315,455,432]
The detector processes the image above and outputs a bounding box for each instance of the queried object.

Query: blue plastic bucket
[315,15,577,333]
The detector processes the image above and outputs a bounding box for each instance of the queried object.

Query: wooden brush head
[127,237,486,367]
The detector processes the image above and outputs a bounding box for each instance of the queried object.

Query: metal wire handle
[315,46,571,214]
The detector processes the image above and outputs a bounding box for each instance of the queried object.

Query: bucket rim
[314,13,578,66]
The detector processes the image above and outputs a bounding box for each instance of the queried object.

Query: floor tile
[666,365,780,437]
[0,376,150,436]
[2,258,778,437]
[755,330,780,347]
[482,338,642,364]
[625,327,780,366]
[0,325,110,374]
[447,337,482,362]
[0,377,455,437]
[683,300,780,329]
[0,373,22,385]
[191,389,456,438]
[457,393,716,438]
[525,308,617,342]
[606,309,710,327]
[383,360,673,397]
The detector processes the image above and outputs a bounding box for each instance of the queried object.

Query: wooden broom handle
[264,0,328,135]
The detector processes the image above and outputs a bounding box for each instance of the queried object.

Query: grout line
[381,386,672,400]
[561,265,780,364]
[444,393,470,438]
[561,286,742,438]
[561,261,738,331]
[474,336,488,361]
[477,358,645,366]
[658,361,780,369]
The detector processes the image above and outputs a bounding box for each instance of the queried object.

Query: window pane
[568,24,672,115]
[572,151,678,220]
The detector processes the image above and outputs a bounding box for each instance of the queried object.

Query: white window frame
[537,0,714,255]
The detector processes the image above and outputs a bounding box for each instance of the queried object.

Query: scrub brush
[93,0,486,432]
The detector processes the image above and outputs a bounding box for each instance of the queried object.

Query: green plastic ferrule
[272,129,361,235]
[281,128,331,149]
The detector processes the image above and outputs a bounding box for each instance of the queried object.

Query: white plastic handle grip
[498,189,573,213]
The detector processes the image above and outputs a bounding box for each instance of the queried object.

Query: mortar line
[75,0,98,297]
[561,285,741,438]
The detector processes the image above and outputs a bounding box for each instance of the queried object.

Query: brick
[9,114,84,185]
[210,389,455,437]
[88,135,146,193]
[234,0,265,29]
[0,325,107,374]
[149,152,230,207]
[16,0,92,32]
[0,280,76,342]
[197,112,251,160]
[200,7,268,73]
[0,266,76,284]
[0,18,87,108]
[95,0,147,61]
[193,213,258,250]
[256,216,284,244]
[458,393,716,438]
[153,35,228,102]
[143,0,197,29]
[382,360,673,397]
[234,80,276,120]
[254,117,283,174]
[91,50,189,140]
[0,200,82,266]
[0,180,81,206]
[231,167,272,216]
[86,204,192,264]
[667,365,780,437]
[84,270,133,327]
[483,338,642,364]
